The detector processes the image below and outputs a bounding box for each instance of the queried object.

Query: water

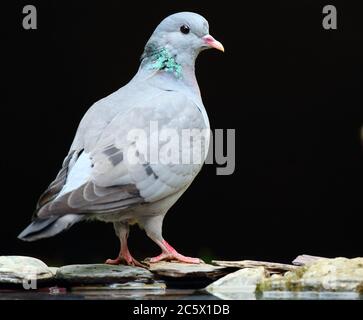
[0,288,362,300]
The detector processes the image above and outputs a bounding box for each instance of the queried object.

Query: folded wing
[35,91,207,219]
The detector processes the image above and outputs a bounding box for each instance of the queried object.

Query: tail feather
[18,214,84,242]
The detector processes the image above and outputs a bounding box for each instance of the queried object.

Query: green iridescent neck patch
[143,46,182,78]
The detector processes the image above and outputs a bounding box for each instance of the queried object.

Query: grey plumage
[18,215,84,242]
[18,12,224,264]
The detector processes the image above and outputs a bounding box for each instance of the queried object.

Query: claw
[128,258,148,268]
[148,253,203,264]
[105,255,147,268]
[105,257,122,265]
[146,240,204,264]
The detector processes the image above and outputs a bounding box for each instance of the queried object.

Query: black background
[2,1,363,266]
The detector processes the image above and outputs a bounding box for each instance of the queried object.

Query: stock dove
[19,12,224,266]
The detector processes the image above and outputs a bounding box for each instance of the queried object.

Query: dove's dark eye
[180,25,190,34]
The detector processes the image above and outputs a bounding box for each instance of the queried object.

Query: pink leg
[105,222,145,267]
[148,240,203,264]
[140,215,204,264]
[105,244,144,267]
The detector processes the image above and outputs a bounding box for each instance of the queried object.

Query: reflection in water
[0,288,362,300]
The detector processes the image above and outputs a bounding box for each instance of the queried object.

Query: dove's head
[141,12,224,77]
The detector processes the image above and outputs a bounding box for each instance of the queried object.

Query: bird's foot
[146,240,204,264]
[105,257,123,265]
[148,253,203,264]
[105,251,146,268]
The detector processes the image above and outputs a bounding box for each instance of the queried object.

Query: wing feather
[35,91,207,218]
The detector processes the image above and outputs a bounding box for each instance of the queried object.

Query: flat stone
[206,267,267,300]
[0,256,54,285]
[56,264,155,285]
[148,262,227,279]
[212,260,298,273]
[206,267,267,292]
[259,257,363,293]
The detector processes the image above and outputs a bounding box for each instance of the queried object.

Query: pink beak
[203,35,225,52]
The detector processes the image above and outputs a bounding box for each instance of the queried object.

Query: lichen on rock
[259,258,363,293]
